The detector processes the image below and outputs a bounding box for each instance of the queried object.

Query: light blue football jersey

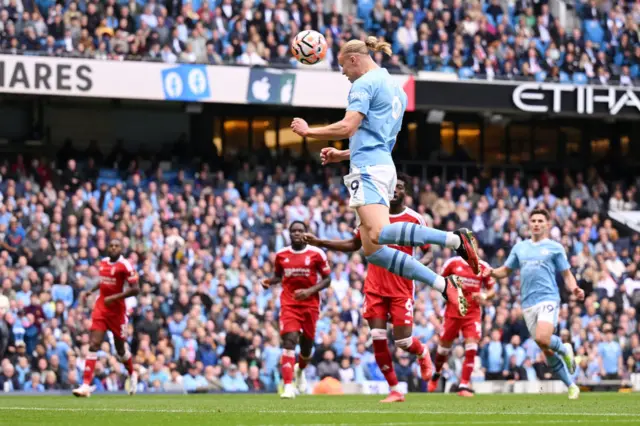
[504,238,570,309]
[346,68,407,168]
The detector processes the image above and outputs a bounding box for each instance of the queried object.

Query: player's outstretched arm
[303,232,362,253]
[291,111,363,141]
[561,269,585,301]
[483,265,512,280]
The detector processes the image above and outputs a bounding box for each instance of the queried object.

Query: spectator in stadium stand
[0,145,638,394]
[0,0,636,82]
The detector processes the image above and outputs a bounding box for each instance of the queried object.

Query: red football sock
[461,344,478,387]
[83,352,97,385]
[373,336,398,388]
[434,346,450,376]
[406,337,426,357]
[298,354,311,370]
[281,350,295,385]
[121,352,134,376]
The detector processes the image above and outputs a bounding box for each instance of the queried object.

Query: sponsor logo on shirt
[349,91,370,101]
[284,268,311,278]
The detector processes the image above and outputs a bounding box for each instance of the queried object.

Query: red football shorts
[362,292,414,327]
[90,309,128,340]
[279,307,319,340]
[440,316,482,342]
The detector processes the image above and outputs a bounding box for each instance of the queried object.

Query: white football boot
[126,371,138,396]
[568,384,580,400]
[562,343,576,375]
[280,383,296,399]
[294,364,307,395]
[72,384,96,398]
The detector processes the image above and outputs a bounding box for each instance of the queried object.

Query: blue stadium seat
[163,171,178,182]
[535,71,547,82]
[96,177,122,188]
[559,71,570,83]
[631,64,640,78]
[99,169,119,179]
[440,66,456,74]
[584,20,604,45]
[535,39,548,55]
[458,67,474,79]
[614,52,624,66]
[573,72,588,85]
[405,50,416,67]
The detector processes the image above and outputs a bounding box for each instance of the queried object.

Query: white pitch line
[0,407,639,418]
[255,421,640,426]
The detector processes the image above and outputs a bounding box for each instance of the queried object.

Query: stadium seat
[572,72,588,85]
[584,20,604,45]
[99,169,120,179]
[458,67,475,79]
[535,71,547,82]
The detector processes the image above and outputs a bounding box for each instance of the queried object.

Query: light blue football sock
[550,335,567,355]
[366,246,445,292]
[546,352,573,387]
[379,222,448,247]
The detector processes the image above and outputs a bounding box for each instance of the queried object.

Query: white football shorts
[344,164,396,210]
[522,301,559,337]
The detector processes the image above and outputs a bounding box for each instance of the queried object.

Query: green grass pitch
[1,393,638,426]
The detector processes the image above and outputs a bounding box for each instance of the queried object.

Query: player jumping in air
[304,172,433,403]
[481,208,585,400]
[291,36,479,317]
[263,221,332,399]
[428,256,496,397]
[73,239,140,397]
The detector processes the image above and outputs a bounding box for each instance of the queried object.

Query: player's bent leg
[280,332,298,399]
[377,221,480,274]
[115,339,137,395]
[358,208,467,315]
[429,341,452,393]
[393,325,432,381]
[296,334,314,394]
[534,321,554,350]
[73,329,104,398]
[457,340,478,397]
[370,324,403,402]
[537,321,576,397]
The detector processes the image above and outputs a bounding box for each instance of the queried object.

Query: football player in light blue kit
[291,37,482,316]
[482,208,585,399]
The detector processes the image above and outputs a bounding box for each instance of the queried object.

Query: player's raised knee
[535,336,551,349]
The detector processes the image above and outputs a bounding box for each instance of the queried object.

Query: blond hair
[340,36,392,57]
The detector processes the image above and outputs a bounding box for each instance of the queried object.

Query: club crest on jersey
[540,249,549,255]
[305,256,311,266]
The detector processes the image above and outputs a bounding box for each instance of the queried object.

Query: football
[291,30,328,65]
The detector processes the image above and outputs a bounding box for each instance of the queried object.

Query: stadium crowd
[0,145,638,394]
[0,0,639,82]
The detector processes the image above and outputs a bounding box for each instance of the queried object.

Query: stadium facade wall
[415,73,640,119]
[43,103,190,149]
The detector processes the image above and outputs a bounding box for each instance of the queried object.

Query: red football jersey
[95,256,138,314]
[441,256,494,320]
[274,245,331,309]
[355,208,431,298]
